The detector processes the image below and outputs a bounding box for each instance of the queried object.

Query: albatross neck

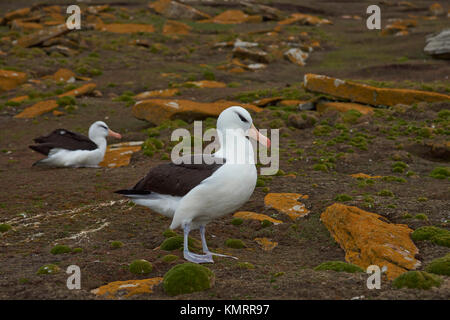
[215,128,255,165]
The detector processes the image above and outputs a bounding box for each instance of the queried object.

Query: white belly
[44,148,105,167]
[170,163,257,229]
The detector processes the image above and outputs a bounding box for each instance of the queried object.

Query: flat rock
[8,95,28,103]
[284,48,308,66]
[184,80,227,88]
[11,20,43,31]
[42,68,76,83]
[264,193,309,220]
[134,88,179,100]
[3,7,31,22]
[99,142,143,168]
[14,100,58,118]
[350,173,383,179]
[321,203,421,280]
[233,211,283,225]
[91,277,163,299]
[0,69,27,91]
[254,238,278,251]
[232,47,270,64]
[202,10,262,24]
[162,20,191,35]
[15,24,70,48]
[278,13,332,26]
[304,73,450,107]
[96,23,155,34]
[149,0,210,20]
[58,83,96,97]
[132,99,261,125]
[424,29,450,59]
[252,97,283,107]
[316,101,374,115]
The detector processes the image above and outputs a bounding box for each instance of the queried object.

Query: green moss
[417,197,428,202]
[382,176,406,183]
[341,109,362,124]
[56,95,76,106]
[163,229,177,238]
[50,244,72,255]
[0,223,12,233]
[161,254,179,263]
[411,226,450,247]
[425,254,450,276]
[225,239,245,249]
[334,194,353,202]
[231,218,243,226]
[313,163,328,172]
[314,261,364,273]
[377,189,394,197]
[160,236,196,251]
[392,271,442,290]
[414,214,428,221]
[163,263,215,296]
[237,262,255,269]
[110,241,123,249]
[261,220,273,228]
[129,259,153,274]
[430,167,450,179]
[433,234,450,247]
[255,177,265,187]
[37,264,60,275]
[72,248,83,253]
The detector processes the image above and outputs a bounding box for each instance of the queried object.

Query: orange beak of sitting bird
[247,124,271,148]
[108,129,122,139]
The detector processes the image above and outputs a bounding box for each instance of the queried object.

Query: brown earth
[0,0,449,300]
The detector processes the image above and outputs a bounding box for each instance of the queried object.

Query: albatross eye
[99,124,108,130]
[236,112,249,123]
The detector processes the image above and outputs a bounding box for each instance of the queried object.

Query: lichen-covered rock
[58,83,96,98]
[163,20,191,35]
[425,254,450,276]
[16,24,71,48]
[254,237,278,251]
[99,141,142,168]
[134,88,179,100]
[43,68,76,82]
[232,47,270,64]
[392,271,442,290]
[129,259,153,275]
[278,13,332,26]
[316,101,374,115]
[149,0,210,20]
[350,173,383,179]
[202,10,262,24]
[304,73,450,107]
[314,261,364,273]
[264,193,309,220]
[321,203,421,280]
[163,263,215,296]
[183,80,227,88]
[91,277,163,299]
[0,69,27,91]
[429,3,445,16]
[3,7,31,22]
[233,211,283,225]
[132,99,261,125]
[284,48,308,66]
[15,100,58,119]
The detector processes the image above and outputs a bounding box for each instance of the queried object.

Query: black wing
[29,129,98,155]
[115,155,225,197]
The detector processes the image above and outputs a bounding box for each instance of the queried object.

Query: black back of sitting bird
[29,129,98,155]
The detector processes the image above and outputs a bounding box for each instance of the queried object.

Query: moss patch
[0,223,12,233]
[225,239,245,249]
[161,254,179,263]
[36,264,60,275]
[163,263,215,296]
[430,167,450,179]
[425,254,450,276]
[162,229,177,238]
[110,241,123,249]
[392,271,442,290]
[314,261,364,273]
[160,236,198,251]
[50,244,72,254]
[411,226,450,247]
[129,259,153,275]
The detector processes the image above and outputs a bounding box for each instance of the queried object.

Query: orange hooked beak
[108,129,122,139]
[247,124,271,148]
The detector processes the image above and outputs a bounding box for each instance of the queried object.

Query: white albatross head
[88,121,122,141]
[216,106,270,148]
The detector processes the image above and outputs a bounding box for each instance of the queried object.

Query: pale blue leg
[200,225,238,260]
[183,223,213,264]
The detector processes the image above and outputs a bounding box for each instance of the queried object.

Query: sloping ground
[0,0,449,299]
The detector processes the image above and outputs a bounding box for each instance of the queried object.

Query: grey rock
[424,29,450,59]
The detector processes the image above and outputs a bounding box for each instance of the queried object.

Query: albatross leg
[200,225,238,260]
[183,222,213,264]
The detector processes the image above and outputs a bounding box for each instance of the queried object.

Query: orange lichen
[14,100,58,118]
[0,69,27,91]
[163,20,191,35]
[202,10,262,24]
[304,74,450,107]
[8,95,29,103]
[316,101,374,115]
[91,277,163,299]
[278,13,332,26]
[254,237,278,251]
[350,173,383,179]
[321,203,421,280]
[233,211,283,225]
[58,83,96,97]
[99,142,142,168]
[132,99,261,125]
[264,193,309,220]
[42,68,76,82]
[183,80,227,88]
[134,88,179,100]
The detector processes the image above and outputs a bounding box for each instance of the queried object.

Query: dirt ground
[0,0,449,300]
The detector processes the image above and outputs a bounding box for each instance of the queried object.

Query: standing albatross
[115,106,270,263]
[29,121,122,167]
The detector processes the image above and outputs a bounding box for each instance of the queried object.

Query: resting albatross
[115,106,270,263]
[29,121,122,167]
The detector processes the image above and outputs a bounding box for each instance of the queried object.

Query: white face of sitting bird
[89,121,122,140]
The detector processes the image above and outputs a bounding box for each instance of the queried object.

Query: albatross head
[89,121,122,140]
[217,106,270,148]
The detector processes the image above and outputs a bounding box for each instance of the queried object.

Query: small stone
[284,48,308,66]
[232,47,270,64]
[424,29,450,59]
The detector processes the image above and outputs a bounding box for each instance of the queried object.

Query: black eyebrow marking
[235,112,248,123]
[99,124,108,130]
